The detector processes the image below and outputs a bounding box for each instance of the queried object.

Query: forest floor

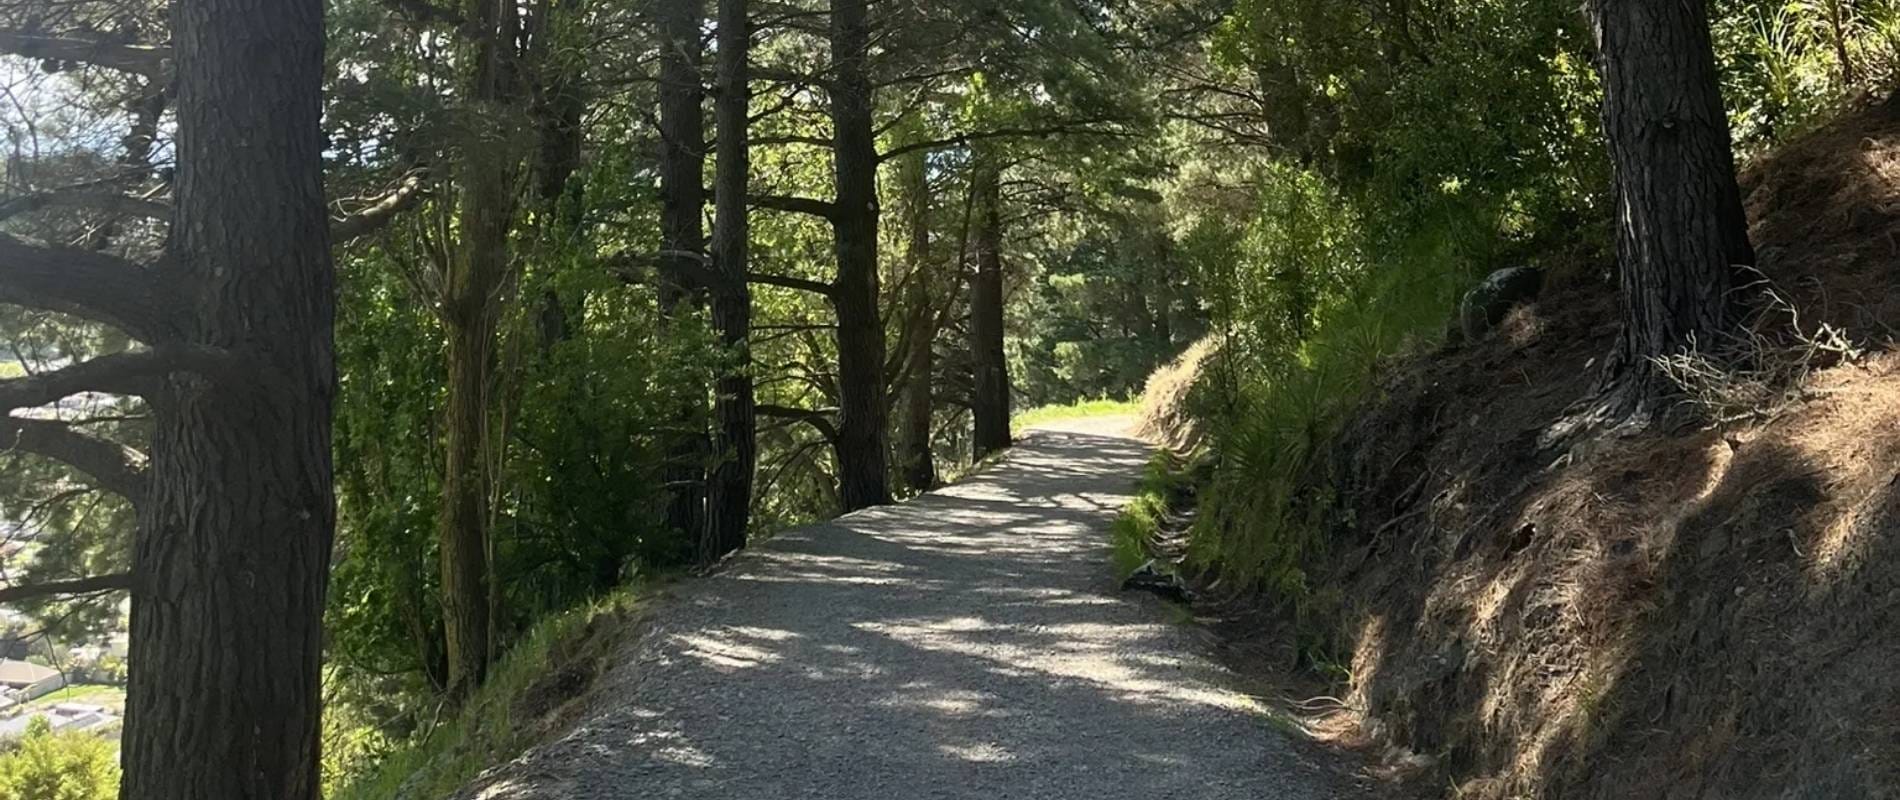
[454,417,1367,799]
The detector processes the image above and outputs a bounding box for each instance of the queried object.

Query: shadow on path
[460,422,1345,799]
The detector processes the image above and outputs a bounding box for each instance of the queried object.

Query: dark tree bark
[659,0,711,539]
[896,148,937,493]
[1588,0,1755,416]
[969,155,1010,459]
[829,0,892,510]
[703,0,756,563]
[121,0,336,795]
[439,0,524,698]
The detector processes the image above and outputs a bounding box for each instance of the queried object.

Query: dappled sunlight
[459,428,1336,799]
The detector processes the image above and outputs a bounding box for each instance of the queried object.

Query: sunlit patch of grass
[1013,398,1139,433]
[1109,453,1184,580]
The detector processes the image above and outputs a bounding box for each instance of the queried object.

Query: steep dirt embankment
[1307,99,1900,798]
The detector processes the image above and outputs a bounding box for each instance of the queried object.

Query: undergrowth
[327,587,647,800]
[1109,453,1186,579]
[1190,207,1473,630]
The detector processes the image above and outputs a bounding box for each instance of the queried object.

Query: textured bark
[896,148,937,493]
[829,0,891,510]
[1588,0,1754,414]
[969,156,1010,459]
[121,0,335,796]
[439,0,523,698]
[703,0,756,563]
[659,0,710,541]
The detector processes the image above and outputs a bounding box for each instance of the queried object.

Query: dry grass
[1651,278,1864,424]
[1134,336,1217,451]
[1285,97,1900,799]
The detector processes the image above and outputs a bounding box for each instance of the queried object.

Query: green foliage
[0,718,118,800]
[1715,0,1900,149]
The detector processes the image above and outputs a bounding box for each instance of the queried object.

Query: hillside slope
[1305,97,1900,797]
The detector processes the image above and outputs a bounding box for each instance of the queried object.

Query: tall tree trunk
[829,0,891,510]
[122,0,334,796]
[969,155,1010,458]
[897,148,937,493]
[1589,0,1754,416]
[439,0,523,698]
[659,0,710,540]
[703,0,755,563]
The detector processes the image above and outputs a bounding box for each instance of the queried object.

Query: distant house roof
[0,660,57,687]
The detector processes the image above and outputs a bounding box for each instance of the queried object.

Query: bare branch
[0,189,171,224]
[0,573,133,605]
[331,173,430,243]
[0,234,175,341]
[0,347,243,412]
[0,32,171,78]
[0,417,148,507]
[750,194,839,220]
[757,404,839,441]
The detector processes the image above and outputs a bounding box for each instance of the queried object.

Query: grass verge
[1109,452,1186,579]
[328,587,647,800]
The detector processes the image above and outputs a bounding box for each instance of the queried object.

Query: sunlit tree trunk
[1588,0,1754,416]
[122,0,335,795]
[703,0,756,562]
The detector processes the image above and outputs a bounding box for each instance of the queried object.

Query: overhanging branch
[0,347,242,412]
[757,404,839,441]
[750,193,840,220]
[0,573,132,605]
[0,188,171,223]
[0,234,175,340]
[0,32,170,78]
[0,417,148,507]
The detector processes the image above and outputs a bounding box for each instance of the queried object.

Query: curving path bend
[459,418,1350,799]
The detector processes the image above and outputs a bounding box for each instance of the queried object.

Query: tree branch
[747,272,837,298]
[0,188,171,223]
[756,404,839,441]
[0,234,175,340]
[0,347,241,412]
[0,417,147,507]
[0,32,170,78]
[878,123,1133,163]
[0,573,132,605]
[750,193,839,220]
[331,173,430,243]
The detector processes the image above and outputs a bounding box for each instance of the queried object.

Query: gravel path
[459,418,1348,799]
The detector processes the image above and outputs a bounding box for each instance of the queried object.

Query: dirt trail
[460,418,1352,799]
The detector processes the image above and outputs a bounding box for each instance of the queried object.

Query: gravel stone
[458,418,1346,799]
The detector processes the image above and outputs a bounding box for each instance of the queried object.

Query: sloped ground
[1309,97,1900,798]
[457,418,1361,799]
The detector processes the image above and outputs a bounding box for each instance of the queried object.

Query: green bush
[0,718,118,800]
